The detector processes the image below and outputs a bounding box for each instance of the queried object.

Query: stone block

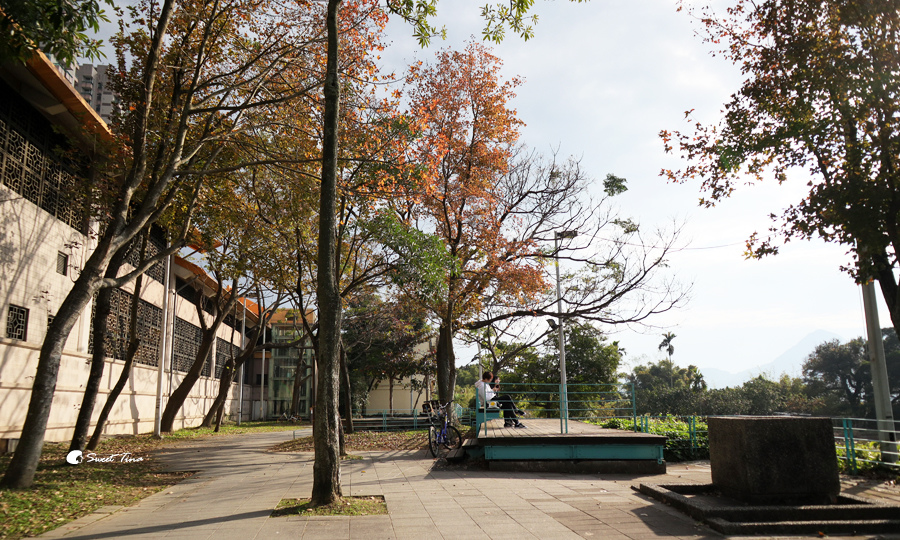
[708,416,840,504]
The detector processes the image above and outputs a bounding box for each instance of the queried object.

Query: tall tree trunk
[876,263,900,350]
[340,343,353,434]
[435,320,456,406]
[86,314,141,451]
[213,393,226,432]
[290,354,308,415]
[202,360,235,428]
[201,321,263,427]
[160,333,215,432]
[70,233,142,452]
[70,286,113,453]
[86,337,140,451]
[310,0,343,507]
[161,277,237,432]
[1,247,110,487]
[83,236,149,450]
[388,377,394,416]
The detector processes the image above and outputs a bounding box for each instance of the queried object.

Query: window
[7,305,29,341]
[56,251,68,276]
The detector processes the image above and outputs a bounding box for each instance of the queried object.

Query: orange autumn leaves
[396,41,547,326]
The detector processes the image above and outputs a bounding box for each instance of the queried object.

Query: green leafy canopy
[0,0,114,65]
[365,211,459,303]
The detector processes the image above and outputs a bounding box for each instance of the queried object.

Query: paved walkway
[33,430,900,540]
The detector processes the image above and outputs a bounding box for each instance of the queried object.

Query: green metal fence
[475,382,637,434]
[349,404,470,432]
[348,408,429,432]
[627,415,900,469]
[833,417,900,474]
[346,406,900,472]
[633,415,710,461]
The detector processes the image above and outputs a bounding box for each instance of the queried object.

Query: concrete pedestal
[708,416,840,504]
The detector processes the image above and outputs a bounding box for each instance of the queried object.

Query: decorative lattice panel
[123,224,167,283]
[173,317,211,376]
[215,337,238,379]
[6,305,29,341]
[0,80,83,231]
[87,288,163,366]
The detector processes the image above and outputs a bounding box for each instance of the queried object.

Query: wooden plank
[477,418,665,446]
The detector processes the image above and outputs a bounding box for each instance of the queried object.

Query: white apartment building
[73,64,117,124]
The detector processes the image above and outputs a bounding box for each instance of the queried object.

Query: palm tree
[658,332,676,388]
[658,332,676,361]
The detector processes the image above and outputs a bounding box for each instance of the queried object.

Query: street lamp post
[554,230,577,433]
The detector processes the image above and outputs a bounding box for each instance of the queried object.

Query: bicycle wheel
[428,425,439,457]
[443,426,462,452]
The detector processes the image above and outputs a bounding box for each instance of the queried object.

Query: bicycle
[278,410,300,423]
[427,400,462,458]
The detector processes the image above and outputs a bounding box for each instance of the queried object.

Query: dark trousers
[493,394,519,420]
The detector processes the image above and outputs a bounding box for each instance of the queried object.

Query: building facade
[242,310,314,420]
[73,64,117,124]
[0,52,252,449]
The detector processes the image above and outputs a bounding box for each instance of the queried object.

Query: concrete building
[242,309,314,420]
[73,64,117,124]
[364,340,435,414]
[0,52,254,449]
[365,374,430,414]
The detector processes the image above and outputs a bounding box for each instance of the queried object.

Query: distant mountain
[701,330,844,389]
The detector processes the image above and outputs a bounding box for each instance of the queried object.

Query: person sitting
[474,371,525,428]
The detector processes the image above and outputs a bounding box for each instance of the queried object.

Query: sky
[379,0,893,375]
[84,0,892,377]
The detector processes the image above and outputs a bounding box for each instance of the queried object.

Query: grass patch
[271,430,428,453]
[272,496,387,517]
[0,443,191,540]
[0,421,302,540]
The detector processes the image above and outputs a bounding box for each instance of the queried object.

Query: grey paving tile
[36,432,742,540]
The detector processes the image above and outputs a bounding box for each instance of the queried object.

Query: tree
[387,43,686,406]
[82,230,150,451]
[67,233,137,453]
[397,41,526,406]
[662,0,900,342]
[542,322,622,385]
[627,359,706,392]
[308,0,597,507]
[0,0,113,65]
[803,329,900,416]
[658,332,675,361]
[345,296,432,414]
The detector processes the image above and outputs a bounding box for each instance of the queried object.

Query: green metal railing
[349,408,428,431]
[833,417,899,474]
[349,404,470,432]
[475,382,637,434]
[634,415,710,461]
[626,415,900,468]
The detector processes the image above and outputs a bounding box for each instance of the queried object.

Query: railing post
[630,383,637,432]
[842,418,858,475]
[690,416,696,457]
[413,409,417,430]
[382,410,387,432]
[559,383,565,434]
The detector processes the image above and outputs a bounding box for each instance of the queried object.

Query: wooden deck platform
[471,418,667,473]
[478,417,661,443]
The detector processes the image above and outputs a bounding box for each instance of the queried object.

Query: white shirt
[475,380,496,407]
